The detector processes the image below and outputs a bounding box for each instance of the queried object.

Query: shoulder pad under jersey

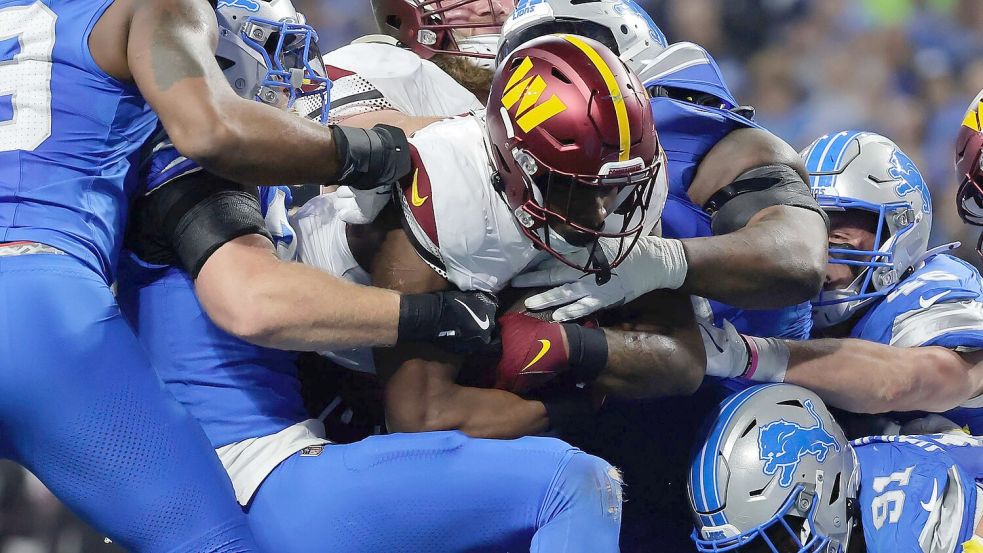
[396,116,537,292]
[852,254,983,349]
[640,42,741,110]
[324,42,481,121]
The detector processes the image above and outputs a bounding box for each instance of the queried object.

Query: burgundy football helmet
[370,0,509,61]
[486,34,662,281]
[956,88,983,256]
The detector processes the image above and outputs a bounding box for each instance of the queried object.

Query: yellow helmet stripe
[561,34,630,161]
[964,102,983,132]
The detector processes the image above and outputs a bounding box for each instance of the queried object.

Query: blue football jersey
[0,0,158,282]
[849,254,983,432]
[853,433,983,552]
[644,43,812,340]
[118,131,306,449]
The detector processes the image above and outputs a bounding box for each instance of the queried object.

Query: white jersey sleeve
[324,41,482,122]
[397,115,540,293]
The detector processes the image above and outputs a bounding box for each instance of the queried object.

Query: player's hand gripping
[513,235,688,321]
[397,290,499,354]
[494,313,608,394]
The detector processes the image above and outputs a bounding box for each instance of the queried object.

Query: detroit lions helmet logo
[758,399,840,488]
[889,149,931,213]
[217,0,260,12]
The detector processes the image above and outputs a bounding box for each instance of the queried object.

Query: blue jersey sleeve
[851,254,983,349]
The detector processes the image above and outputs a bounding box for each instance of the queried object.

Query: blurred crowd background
[3,1,983,551]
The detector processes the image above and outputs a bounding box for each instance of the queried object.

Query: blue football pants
[0,255,260,552]
[247,431,623,552]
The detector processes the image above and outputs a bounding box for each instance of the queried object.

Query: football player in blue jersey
[117,4,625,552]
[701,131,983,434]
[0,0,499,550]
[689,383,983,553]
[498,0,828,342]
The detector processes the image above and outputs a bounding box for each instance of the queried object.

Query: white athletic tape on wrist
[741,335,790,383]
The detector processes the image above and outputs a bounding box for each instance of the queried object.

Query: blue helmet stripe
[816,130,855,188]
[692,384,780,519]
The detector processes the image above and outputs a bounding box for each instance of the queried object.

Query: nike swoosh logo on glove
[698,323,725,353]
[454,298,490,329]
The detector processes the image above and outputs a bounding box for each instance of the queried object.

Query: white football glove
[698,317,751,379]
[512,235,688,321]
[333,184,394,225]
[695,297,790,382]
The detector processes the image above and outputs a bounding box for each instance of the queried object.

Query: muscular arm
[781,339,983,414]
[680,128,827,308]
[196,234,401,350]
[372,229,549,438]
[124,0,342,185]
[594,290,706,399]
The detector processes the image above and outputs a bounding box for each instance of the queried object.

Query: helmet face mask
[801,132,932,329]
[486,34,663,281]
[216,0,331,122]
[955,89,983,257]
[371,0,512,62]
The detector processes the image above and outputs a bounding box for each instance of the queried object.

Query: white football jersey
[397,113,543,293]
[323,40,482,123]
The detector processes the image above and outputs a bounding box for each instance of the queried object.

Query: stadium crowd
[3,0,983,552]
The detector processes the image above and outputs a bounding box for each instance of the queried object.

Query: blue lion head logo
[512,0,546,20]
[217,0,260,12]
[889,149,931,213]
[758,399,840,488]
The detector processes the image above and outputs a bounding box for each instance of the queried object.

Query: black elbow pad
[169,191,272,278]
[702,164,829,235]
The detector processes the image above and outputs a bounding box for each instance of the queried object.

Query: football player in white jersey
[292,33,707,439]
[699,130,983,436]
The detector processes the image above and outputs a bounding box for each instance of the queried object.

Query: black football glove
[398,290,499,354]
[330,124,412,190]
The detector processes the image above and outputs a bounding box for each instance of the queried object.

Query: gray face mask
[455,34,500,70]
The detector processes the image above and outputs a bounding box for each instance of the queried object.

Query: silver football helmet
[802,131,932,329]
[688,384,859,553]
[496,0,667,76]
[215,0,330,122]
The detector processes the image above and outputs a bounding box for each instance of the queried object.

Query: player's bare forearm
[340,110,443,136]
[383,357,549,438]
[127,0,341,185]
[197,235,401,350]
[373,227,549,437]
[783,339,978,413]
[679,205,826,308]
[595,290,706,398]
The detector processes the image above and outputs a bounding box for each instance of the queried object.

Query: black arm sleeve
[125,171,272,278]
[702,164,830,235]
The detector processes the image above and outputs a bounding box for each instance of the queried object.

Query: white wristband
[741,335,790,383]
[657,238,688,290]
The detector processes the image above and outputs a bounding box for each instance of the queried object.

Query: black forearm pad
[170,191,271,279]
[330,124,412,190]
[703,164,829,235]
[397,293,440,342]
[563,324,608,383]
